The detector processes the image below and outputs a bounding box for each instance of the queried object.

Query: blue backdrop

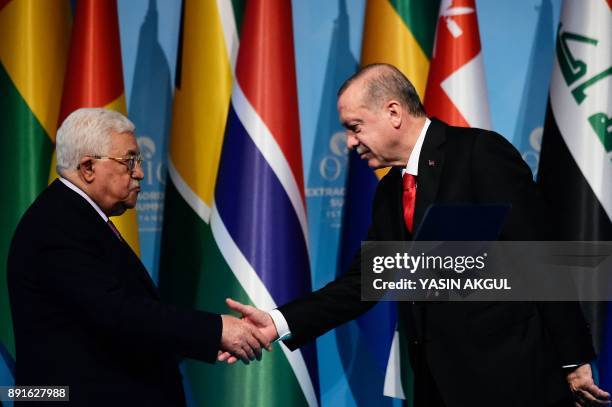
[117,1,563,405]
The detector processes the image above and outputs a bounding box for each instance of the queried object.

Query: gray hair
[56,108,135,174]
[338,63,426,117]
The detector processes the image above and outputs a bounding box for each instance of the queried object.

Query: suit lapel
[55,179,160,299]
[413,118,446,233]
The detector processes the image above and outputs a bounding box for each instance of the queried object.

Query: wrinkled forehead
[109,131,139,155]
[338,83,368,111]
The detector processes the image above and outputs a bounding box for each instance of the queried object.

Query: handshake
[218,298,279,364]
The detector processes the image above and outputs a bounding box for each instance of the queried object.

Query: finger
[251,325,271,350]
[240,352,250,364]
[246,333,263,360]
[244,335,261,361]
[584,383,612,400]
[218,351,231,362]
[233,348,249,364]
[226,298,252,315]
[573,390,587,407]
[247,335,262,361]
[577,389,610,406]
[227,355,238,364]
[242,342,256,362]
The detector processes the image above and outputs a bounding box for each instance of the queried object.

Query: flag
[537,0,611,388]
[157,0,237,403]
[51,0,140,253]
[214,0,320,403]
[0,0,71,389]
[424,0,491,129]
[160,1,319,405]
[346,0,439,402]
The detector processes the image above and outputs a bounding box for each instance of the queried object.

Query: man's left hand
[566,364,611,406]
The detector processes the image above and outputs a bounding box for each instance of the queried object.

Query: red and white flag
[424,0,491,129]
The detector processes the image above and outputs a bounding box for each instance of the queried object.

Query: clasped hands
[218,298,279,365]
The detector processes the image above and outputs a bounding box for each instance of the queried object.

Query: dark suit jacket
[8,179,222,406]
[279,119,595,406]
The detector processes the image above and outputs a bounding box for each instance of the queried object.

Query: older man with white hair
[7,108,269,406]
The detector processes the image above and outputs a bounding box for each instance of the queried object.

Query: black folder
[414,204,511,241]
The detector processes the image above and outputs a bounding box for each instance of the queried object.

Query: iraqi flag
[537,0,612,389]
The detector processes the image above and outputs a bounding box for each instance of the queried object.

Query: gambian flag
[159,1,318,406]
[357,0,438,402]
[158,0,237,402]
[537,0,612,388]
[50,0,140,253]
[424,0,491,129]
[0,0,70,386]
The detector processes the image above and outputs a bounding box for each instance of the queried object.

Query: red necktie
[107,219,124,242]
[402,173,417,233]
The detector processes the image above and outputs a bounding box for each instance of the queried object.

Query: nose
[346,133,359,150]
[132,161,144,181]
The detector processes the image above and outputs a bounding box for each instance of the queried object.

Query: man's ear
[386,100,402,129]
[77,157,95,183]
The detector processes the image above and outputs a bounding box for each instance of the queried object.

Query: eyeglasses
[84,154,143,172]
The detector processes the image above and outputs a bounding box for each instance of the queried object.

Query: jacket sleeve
[279,244,375,350]
[278,175,396,350]
[39,237,222,364]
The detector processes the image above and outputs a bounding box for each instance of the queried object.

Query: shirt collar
[59,177,109,222]
[402,117,431,177]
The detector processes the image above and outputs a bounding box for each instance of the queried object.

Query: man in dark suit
[219,64,610,406]
[7,108,270,406]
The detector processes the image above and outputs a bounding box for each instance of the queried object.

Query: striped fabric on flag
[352,0,438,402]
[538,0,612,389]
[213,0,320,404]
[0,0,71,389]
[159,1,318,405]
[424,0,491,129]
[50,0,140,253]
[362,0,439,98]
[158,0,237,404]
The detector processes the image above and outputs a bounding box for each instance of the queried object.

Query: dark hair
[338,63,426,117]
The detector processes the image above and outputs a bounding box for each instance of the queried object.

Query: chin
[110,207,127,217]
[110,201,136,217]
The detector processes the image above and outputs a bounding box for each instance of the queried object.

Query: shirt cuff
[562,364,580,369]
[268,309,292,342]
